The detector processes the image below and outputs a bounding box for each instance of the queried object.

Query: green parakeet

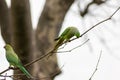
[4,44,32,78]
[54,26,80,50]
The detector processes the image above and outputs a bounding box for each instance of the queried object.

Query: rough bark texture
[35,0,74,79]
[11,0,33,80]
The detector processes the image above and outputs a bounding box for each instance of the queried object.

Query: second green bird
[54,26,80,50]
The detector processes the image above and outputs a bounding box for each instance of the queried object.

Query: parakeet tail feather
[18,65,32,78]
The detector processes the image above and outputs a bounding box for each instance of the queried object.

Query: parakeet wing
[60,27,71,37]
[54,27,71,41]
[6,51,20,66]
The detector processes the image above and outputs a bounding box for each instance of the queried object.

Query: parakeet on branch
[54,26,80,50]
[4,44,32,78]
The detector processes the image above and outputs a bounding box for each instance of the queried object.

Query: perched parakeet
[4,44,32,78]
[54,26,80,50]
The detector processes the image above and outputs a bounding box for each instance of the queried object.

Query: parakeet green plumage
[54,26,80,50]
[4,44,32,78]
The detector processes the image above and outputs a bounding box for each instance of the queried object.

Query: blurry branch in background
[78,0,107,17]
[0,74,13,80]
[68,6,120,42]
[0,73,7,80]
[0,73,17,80]
[0,74,29,80]
[89,50,102,80]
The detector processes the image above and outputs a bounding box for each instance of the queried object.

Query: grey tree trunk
[10,0,34,80]
[35,0,74,79]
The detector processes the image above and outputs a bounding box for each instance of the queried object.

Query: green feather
[18,64,32,78]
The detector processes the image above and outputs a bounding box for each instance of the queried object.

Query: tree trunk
[11,0,33,80]
[35,0,74,79]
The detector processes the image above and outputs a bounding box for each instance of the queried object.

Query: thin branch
[0,75,12,78]
[0,68,10,75]
[0,73,8,80]
[0,74,37,80]
[68,6,120,42]
[0,67,18,75]
[25,51,53,66]
[57,39,89,53]
[25,39,89,66]
[58,43,67,50]
[89,50,102,80]
[81,6,120,37]
[0,48,62,74]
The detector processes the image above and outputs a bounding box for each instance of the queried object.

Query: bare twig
[89,50,102,80]
[0,74,36,80]
[0,75,11,78]
[25,50,53,66]
[0,66,19,75]
[58,43,67,50]
[79,0,107,17]
[68,6,120,42]
[0,68,10,75]
[25,39,89,66]
[57,39,89,53]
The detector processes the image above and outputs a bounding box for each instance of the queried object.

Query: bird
[4,44,32,78]
[47,26,80,58]
[54,26,80,50]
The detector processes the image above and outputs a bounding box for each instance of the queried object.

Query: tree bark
[35,0,74,79]
[11,0,33,80]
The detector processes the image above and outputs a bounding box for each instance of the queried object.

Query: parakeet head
[4,44,13,50]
